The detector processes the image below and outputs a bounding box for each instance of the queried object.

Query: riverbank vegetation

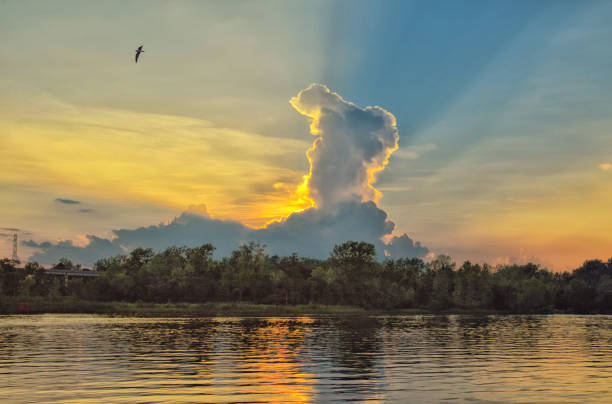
[1,241,611,314]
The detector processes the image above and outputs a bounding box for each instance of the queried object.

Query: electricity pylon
[12,233,19,262]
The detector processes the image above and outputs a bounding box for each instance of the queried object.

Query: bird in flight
[135,45,144,63]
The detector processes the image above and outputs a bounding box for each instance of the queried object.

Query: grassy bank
[0,297,380,317]
[0,297,516,317]
[0,297,521,316]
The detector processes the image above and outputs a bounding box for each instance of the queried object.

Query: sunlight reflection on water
[0,314,610,403]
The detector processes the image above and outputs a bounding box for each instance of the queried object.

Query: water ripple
[0,314,610,403]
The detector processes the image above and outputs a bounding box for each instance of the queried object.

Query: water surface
[0,314,610,403]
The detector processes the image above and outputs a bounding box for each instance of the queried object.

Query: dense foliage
[1,241,611,313]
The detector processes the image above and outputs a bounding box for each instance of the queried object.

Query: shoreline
[0,298,582,317]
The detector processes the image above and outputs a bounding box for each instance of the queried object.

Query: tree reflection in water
[0,315,611,403]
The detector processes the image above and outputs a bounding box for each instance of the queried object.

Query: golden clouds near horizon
[0,97,311,227]
[0,83,401,232]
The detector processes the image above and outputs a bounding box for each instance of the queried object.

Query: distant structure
[12,233,18,262]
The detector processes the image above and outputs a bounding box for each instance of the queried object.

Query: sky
[1,0,612,270]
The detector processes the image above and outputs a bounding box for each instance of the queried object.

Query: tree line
[1,241,611,313]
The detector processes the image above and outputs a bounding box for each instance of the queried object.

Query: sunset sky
[1,0,612,270]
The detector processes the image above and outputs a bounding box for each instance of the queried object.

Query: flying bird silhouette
[135,45,144,63]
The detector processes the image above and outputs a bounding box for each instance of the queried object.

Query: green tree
[329,241,380,307]
[429,255,455,309]
[55,258,74,270]
[226,242,267,301]
[453,261,491,308]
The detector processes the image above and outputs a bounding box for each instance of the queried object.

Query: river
[0,314,610,403]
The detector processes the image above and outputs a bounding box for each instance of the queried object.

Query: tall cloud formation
[290,84,399,207]
[26,84,428,265]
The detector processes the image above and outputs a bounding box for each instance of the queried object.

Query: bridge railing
[44,269,99,278]
[10,267,100,278]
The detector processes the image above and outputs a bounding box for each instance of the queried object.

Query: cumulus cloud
[256,200,395,259]
[111,211,249,258]
[289,84,399,208]
[385,234,430,259]
[24,236,123,266]
[25,202,396,265]
[25,84,428,266]
[25,211,247,265]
